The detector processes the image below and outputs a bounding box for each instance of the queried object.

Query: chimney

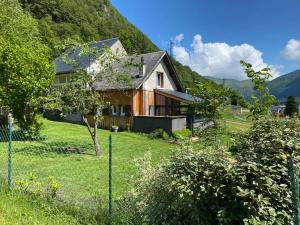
[140,56,146,76]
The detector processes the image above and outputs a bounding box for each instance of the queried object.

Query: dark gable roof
[93,51,183,91]
[55,37,119,74]
[155,89,203,103]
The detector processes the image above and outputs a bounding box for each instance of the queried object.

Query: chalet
[51,38,202,134]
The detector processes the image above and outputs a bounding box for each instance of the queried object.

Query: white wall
[142,60,177,91]
[110,40,127,56]
[87,41,127,75]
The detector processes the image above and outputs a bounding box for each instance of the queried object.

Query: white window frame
[120,105,126,116]
[157,72,163,88]
[111,105,117,116]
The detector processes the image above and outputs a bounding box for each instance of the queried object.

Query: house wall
[110,40,128,56]
[137,60,178,116]
[142,60,178,91]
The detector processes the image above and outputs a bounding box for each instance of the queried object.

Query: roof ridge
[91,37,119,44]
[138,50,165,56]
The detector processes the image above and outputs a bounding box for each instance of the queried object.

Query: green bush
[117,117,300,224]
[148,128,169,140]
[16,172,60,200]
[173,128,192,140]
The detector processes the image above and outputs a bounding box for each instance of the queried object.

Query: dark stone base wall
[132,116,187,135]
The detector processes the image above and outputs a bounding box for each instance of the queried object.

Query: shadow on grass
[13,141,95,156]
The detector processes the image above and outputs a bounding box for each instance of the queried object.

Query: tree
[46,43,132,156]
[240,60,277,119]
[0,0,54,135]
[285,96,298,116]
[193,81,229,127]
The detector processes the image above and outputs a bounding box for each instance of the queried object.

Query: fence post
[7,114,13,190]
[288,153,300,225]
[108,134,112,221]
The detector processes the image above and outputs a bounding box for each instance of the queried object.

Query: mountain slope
[19,0,207,89]
[206,70,300,102]
[205,76,255,100]
[268,70,300,101]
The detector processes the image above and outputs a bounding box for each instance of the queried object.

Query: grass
[0,119,173,204]
[221,106,252,132]
[0,183,78,225]
[0,109,252,224]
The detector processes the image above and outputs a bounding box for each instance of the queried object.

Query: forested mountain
[206,69,300,102]
[19,0,207,89]
[205,76,255,99]
[268,69,300,101]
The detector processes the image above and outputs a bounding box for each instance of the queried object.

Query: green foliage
[149,128,169,140]
[171,58,208,89]
[16,172,60,200]
[117,117,300,224]
[193,81,229,126]
[240,60,277,119]
[173,128,192,140]
[19,0,158,57]
[46,43,131,155]
[18,0,212,91]
[228,89,249,108]
[0,0,54,136]
[285,96,298,116]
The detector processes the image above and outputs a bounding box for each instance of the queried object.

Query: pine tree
[285,96,298,116]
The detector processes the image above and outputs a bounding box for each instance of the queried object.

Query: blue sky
[111,0,300,80]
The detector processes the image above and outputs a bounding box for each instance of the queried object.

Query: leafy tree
[285,96,298,116]
[0,0,54,135]
[193,81,229,126]
[240,60,277,119]
[228,89,249,108]
[46,43,131,156]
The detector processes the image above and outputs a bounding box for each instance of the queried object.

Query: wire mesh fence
[0,123,111,208]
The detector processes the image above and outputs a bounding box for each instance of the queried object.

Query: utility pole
[170,40,174,58]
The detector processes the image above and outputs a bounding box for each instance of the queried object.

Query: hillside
[206,69,300,102]
[19,0,207,89]
[268,69,300,101]
[205,76,255,100]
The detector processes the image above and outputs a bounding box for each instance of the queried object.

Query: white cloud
[174,33,184,43]
[282,39,300,60]
[172,34,280,80]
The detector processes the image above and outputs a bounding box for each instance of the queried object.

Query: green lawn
[221,106,252,132]
[0,184,78,225]
[0,119,173,204]
[0,111,251,224]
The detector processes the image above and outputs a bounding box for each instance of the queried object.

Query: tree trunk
[82,115,101,156]
[93,118,101,156]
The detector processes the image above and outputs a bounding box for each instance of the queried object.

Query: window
[119,105,125,116]
[111,105,117,116]
[116,48,119,55]
[157,72,164,88]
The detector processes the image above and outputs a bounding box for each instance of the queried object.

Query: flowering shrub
[16,173,60,200]
[117,117,300,224]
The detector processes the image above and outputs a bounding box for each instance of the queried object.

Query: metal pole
[108,134,112,221]
[7,114,13,190]
[288,155,300,225]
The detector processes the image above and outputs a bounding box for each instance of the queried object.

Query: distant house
[49,38,202,134]
[270,105,286,117]
[231,105,250,114]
